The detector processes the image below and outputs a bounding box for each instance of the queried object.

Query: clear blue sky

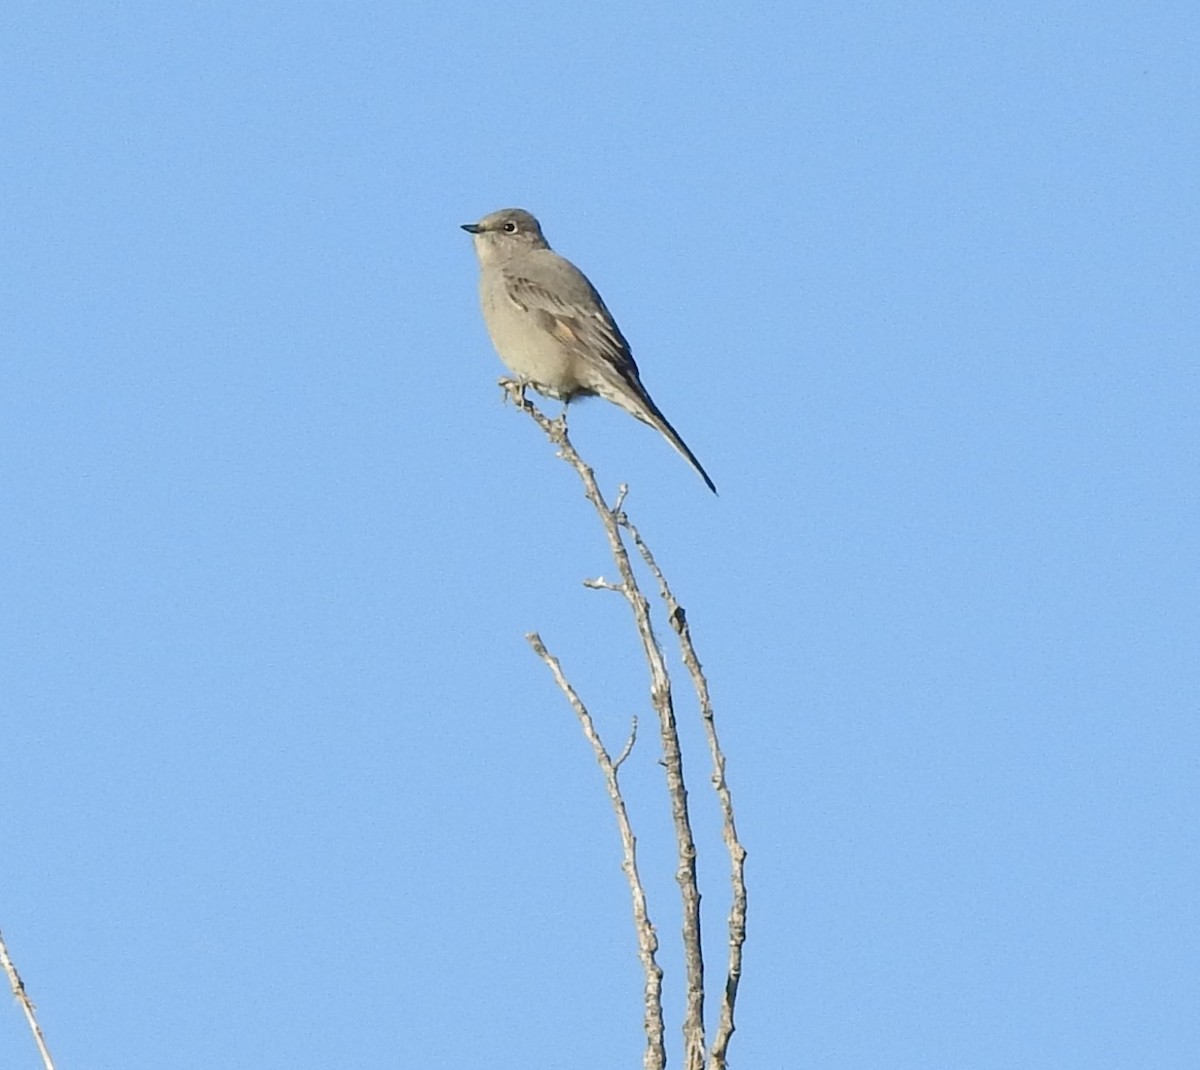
[3,3,1197,1067]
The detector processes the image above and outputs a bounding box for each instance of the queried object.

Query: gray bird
[461,208,717,494]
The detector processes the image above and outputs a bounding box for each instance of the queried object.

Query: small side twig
[582,577,626,593]
[0,928,56,1070]
[526,632,665,1070]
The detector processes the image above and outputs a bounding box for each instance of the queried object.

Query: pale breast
[479,271,589,398]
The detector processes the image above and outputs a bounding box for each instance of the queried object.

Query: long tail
[609,379,718,494]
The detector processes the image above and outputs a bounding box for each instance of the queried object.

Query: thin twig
[526,633,665,1070]
[582,577,626,593]
[505,380,708,1070]
[622,516,749,1070]
[614,718,640,770]
[0,928,56,1070]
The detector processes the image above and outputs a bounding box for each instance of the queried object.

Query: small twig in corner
[0,928,56,1070]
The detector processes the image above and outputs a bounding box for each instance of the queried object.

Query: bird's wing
[505,260,718,493]
[505,268,644,387]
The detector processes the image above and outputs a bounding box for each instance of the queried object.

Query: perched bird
[461,208,717,494]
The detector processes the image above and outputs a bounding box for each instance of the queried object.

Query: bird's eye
[502,220,518,233]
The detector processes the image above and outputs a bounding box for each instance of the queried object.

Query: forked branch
[505,380,743,1070]
[622,517,748,1070]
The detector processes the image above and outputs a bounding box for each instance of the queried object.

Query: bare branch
[505,380,708,1070]
[526,633,665,1070]
[0,928,56,1070]
[623,518,749,1070]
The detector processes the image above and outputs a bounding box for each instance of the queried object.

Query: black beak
[460,223,482,234]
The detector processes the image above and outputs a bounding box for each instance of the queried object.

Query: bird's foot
[554,399,570,432]
[498,376,531,409]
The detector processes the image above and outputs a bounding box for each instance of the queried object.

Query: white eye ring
[502,220,518,233]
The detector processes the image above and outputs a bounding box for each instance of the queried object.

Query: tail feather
[644,406,719,495]
[600,376,718,494]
